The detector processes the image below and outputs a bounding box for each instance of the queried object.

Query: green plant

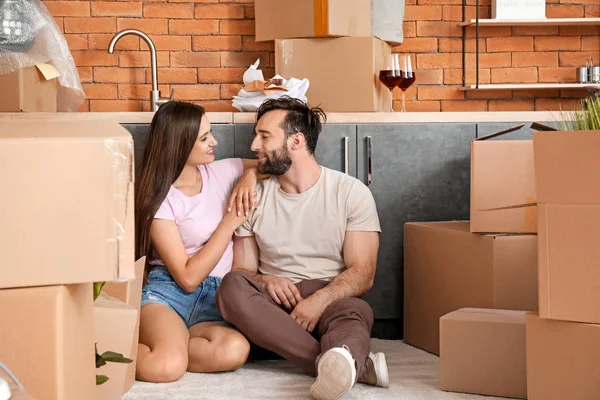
[560,94,600,131]
[93,281,134,386]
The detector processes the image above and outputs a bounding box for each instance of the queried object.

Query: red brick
[196,101,236,112]
[45,1,90,17]
[117,18,168,34]
[535,36,581,51]
[94,68,146,83]
[582,36,599,51]
[412,69,444,85]
[489,99,535,112]
[192,36,242,51]
[416,21,461,37]
[89,34,139,51]
[539,67,577,83]
[403,100,440,112]
[404,22,416,38]
[145,35,191,51]
[438,38,485,53]
[91,2,142,17]
[64,17,116,33]
[147,68,198,84]
[559,51,600,67]
[171,52,221,68]
[512,52,558,68]
[587,5,600,17]
[491,67,538,84]
[90,100,143,112]
[172,84,220,100]
[466,90,513,100]
[393,38,438,53]
[220,20,254,35]
[198,68,245,83]
[546,5,584,18]
[169,20,219,35]
[559,26,600,36]
[242,36,275,52]
[118,84,170,100]
[441,100,487,111]
[64,34,88,51]
[221,52,272,67]
[466,52,511,68]
[220,84,244,100]
[405,5,442,21]
[77,100,90,112]
[417,53,462,69]
[195,4,245,19]
[81,83,118,99]
[77,67,93,83]
[535,98,581,111]
[119,51,170,68]
[444,69,491,85]
[245,4,255,19]
[71,51,118,67]
[418,86,464,101]
[143,4,194,19]
[513,26,559,36]
[466,27,512,38]
[487,37,533,52]
[442,5,489,21]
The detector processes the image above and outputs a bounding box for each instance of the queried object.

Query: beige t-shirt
[236,167,381,283]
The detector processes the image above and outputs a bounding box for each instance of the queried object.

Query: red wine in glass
[379,70,403,90]
[398,73,415,91]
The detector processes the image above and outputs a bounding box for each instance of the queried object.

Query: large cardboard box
[94,293,138,400]
[102,257,146,393]
[470,124,537,234]
[0,119,135,289]
[255,0,371,42]
[526,312,600,400]
[404,221,537,355]
[534,129,600,324]
[275,37,391,112]
[0,284,95,400]
[0,64,58,112]
[440,308,527,399]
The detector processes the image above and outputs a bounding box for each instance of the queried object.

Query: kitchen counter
[0,111,567,124]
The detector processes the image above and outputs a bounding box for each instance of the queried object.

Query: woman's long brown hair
[135,101,207,280]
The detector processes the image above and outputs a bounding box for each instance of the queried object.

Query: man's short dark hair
[256,97,327,155]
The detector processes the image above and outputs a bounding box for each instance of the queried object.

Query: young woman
[135,101,259,383]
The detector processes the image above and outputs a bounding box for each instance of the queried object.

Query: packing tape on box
[314,0,329,36]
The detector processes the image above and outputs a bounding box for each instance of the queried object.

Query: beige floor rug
[123,339,505,400]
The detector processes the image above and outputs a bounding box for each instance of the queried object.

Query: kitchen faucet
[108,29,174,112]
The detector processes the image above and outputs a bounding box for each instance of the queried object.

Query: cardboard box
[0,284,95,400]
[404,221,537,355]
[470,124,537,234]
[440,308,527,399]
[526,312,600,400]
[0,64,58,112]
[534,129,600,324]
[0,120,135,289]
[94,293,138,400]
[102,257,146,393]
[255,0,371,42]
[275,37,391,112]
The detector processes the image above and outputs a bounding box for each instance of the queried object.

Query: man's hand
[257,275,303,310]
[290,291,332,333]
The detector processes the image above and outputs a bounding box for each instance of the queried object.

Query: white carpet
[123,340,505,400]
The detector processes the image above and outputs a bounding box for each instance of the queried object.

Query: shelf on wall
[459,18,600,27]
[459,83,600,91]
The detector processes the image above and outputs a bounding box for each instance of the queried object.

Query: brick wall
[43,0,599,112]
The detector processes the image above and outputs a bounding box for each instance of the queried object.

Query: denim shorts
[141,266,224,328]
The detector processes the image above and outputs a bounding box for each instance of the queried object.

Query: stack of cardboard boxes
[254,0,399,112]
[0,119,143,400]
[404,124,600,399]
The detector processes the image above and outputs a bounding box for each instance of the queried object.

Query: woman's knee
[137,347,188,383]
[216,332,250,371]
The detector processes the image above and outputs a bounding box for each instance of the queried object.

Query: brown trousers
[215,270,374,377]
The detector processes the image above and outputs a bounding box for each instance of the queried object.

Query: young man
[216,97,388,400]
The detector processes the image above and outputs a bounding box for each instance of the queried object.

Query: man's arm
[316,231,379,305]
[232,235,260,275]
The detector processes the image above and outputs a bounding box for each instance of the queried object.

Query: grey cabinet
[234,124,357,176]
[356,124,476,320]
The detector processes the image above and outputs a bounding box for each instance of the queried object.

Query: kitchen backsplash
[43,0,599,112]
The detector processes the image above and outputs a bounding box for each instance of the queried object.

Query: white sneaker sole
[374,353,390,388]
[310,351,354,400]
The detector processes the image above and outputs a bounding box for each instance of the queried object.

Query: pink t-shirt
[149,158,244,278]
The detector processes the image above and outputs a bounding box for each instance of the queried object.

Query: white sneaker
[358,352,389,388]
[310,346,356,400]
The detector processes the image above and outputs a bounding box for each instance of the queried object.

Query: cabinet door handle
[367,136,373,186]
[343,136,349,175]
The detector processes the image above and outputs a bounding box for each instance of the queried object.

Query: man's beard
[257,142,292,176]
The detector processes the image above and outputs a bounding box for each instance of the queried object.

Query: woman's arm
[228,158,269,216]
[150,207,249,293]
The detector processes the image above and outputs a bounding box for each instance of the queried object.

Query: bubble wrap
[0,0,84,111]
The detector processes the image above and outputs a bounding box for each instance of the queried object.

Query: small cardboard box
[0,284,95,400]
[94,293,138,400]
[470,124,537,234]
[102,257,146,393]
[0,64,59,112]
[526,312,600,400]
[404,221,537,355]
[275,37,391,112]
[533,129,600,324]
[0,119,135,289]
[440,308,527,399]
[255,0,371,42]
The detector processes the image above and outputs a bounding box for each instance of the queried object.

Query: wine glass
[378,54,402,112]
[398,55,416,112]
